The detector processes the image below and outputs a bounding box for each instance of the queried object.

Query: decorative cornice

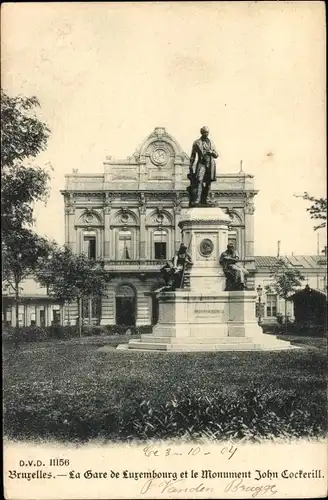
[179,219,231,227]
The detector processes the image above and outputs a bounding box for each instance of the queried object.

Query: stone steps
[119,336,297,352]
[140,334,255,344]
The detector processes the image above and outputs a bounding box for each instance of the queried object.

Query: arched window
[153,230,168,260]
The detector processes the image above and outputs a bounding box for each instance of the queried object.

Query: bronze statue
[160,243,193,291]
[219,244,249,291]
[188,126,218,207]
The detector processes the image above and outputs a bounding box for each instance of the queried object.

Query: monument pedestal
[119,207,294,351]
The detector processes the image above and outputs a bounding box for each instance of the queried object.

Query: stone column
[44,304,48,327]
[174,193,183,251]
[244,198,256,289]
[139,193,146,260]
[24,304,28,326]
[64,208,69,245]
[103,194,111,258]
[244,200,255,258]
[67,206,76,253]
[60,304,65,326]
[12,305,17,327]
[35,304,40,327]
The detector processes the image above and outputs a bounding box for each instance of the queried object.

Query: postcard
[2,2,327,499]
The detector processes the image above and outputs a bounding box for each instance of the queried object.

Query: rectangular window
[154,230,168,260]
[30,312,36,326]
[119,231,132,260]
[5,306,12,326]
[52,310,61,324]
[82,297,101,325]
[6,306,12,321]
[266,294,277,317]
[154,242,167,260]
[84,234,96,259]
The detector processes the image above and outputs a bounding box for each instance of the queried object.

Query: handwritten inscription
[140,478,214,495]
[224,478,278,497]
[143,444,238,460]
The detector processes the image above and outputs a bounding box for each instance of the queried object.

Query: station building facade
[61,127,258,326]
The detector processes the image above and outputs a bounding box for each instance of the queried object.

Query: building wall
[2,276,64,327]
[254,264,327,322]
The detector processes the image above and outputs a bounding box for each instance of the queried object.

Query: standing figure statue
[219,244,249,291]
[188,126,219,207]
[160,243,193,291]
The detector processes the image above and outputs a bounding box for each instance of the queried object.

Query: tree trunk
[14,281,20,348]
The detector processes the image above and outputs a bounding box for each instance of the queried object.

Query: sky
[2,1,326,256]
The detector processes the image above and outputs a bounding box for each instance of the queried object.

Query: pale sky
[2,2,326,256]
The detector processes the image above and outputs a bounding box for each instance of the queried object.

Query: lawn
[3,337,327,443]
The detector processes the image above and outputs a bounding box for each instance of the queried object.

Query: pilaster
[174,193,182,251]
[244,196,255,258]
[103,193,111,258]
[100,288,115,325]
[136,290,152,326]
[139,193,146,260]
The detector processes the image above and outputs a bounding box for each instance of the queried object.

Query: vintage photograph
[2,2,327,499]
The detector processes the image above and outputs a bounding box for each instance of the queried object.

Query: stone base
[118,290,296,352]
[118,334,296,352]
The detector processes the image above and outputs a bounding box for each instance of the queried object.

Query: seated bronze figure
[219,244,249,291]
[160,243,193,291]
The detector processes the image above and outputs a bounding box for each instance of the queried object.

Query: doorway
[116,285,136,326]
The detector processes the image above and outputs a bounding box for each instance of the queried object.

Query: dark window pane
[155,242,166,259]
[89,238,96,259]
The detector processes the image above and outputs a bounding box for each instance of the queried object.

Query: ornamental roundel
[199,238,214,257]
[83,213,94,223]
[120,213,129,223]
[150,148,169,166]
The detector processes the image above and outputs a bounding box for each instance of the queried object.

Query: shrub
[4,384,326,442]
[118,386,326,441]
[2,323,152,345]
[103,325,152,336]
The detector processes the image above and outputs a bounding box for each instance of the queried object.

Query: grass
[3,336,327,443]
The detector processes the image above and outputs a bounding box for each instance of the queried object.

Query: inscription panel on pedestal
[194,303,225,322]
